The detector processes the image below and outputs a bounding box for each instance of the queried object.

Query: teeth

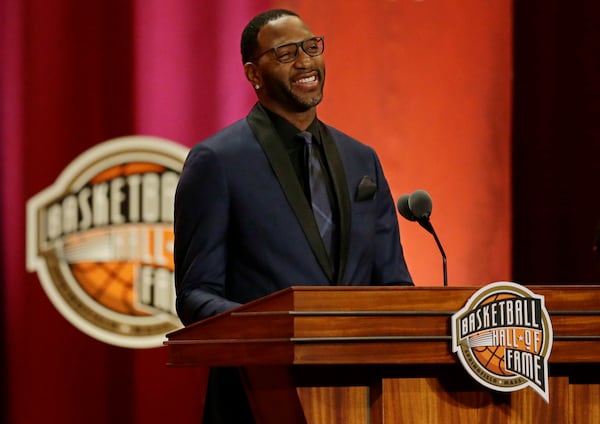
[296,76,316,84]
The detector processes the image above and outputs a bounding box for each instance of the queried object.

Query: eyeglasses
[252,36,325,64]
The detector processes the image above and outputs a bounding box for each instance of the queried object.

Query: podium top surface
[164,285,600,367]
[168,285,600,337]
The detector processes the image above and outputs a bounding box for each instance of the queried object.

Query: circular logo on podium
[451,282,553,402]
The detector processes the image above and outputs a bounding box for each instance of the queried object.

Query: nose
[294,48,313,67]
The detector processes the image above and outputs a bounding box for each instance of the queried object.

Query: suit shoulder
[191,119,254,153]
[323,123,376,154]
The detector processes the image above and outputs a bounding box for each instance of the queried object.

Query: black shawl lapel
[246,103,334,282]
[318,122,351,285]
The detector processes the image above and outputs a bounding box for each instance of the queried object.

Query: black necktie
[298,131,335,257]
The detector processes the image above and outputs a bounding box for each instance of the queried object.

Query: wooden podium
[165,286,600,424]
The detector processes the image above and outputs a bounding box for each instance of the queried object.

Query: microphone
[397,194,417,222]
[397,190,448,286]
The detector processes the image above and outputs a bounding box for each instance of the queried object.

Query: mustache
[292,66,325,81]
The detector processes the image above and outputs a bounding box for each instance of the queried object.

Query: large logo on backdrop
[451,282,553,402]
[26,136,188,348]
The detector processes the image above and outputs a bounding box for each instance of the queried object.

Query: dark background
[513,0,600,284]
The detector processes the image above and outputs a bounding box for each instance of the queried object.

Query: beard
[287,88,323,111]
[263,68,325,113]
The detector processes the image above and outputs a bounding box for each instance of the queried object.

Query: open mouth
[293,74,319,88]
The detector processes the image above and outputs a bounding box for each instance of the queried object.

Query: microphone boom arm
[418,218,448,287]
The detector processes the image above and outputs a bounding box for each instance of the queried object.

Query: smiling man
[174,8,413,424]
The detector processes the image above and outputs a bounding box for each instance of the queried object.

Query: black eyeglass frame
[251,36,325,64]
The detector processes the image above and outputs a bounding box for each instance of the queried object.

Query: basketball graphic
[472,344,510,376]
[71,261,141,315]
[27,136,188,348]
[451,282,553,402]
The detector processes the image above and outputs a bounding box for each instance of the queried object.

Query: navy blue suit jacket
[174,103,412,325]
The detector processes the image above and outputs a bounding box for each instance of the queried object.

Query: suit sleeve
[371,152,413,285]
[174,144,240,325]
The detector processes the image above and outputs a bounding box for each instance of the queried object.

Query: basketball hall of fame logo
[451,282,553,402]
[26,136,188,348]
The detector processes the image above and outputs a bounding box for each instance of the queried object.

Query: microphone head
[408,189,432,220]
[397,194,418,221]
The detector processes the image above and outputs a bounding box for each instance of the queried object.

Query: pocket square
[355,175,377,201]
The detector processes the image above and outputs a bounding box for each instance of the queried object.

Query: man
[174,8,413,423]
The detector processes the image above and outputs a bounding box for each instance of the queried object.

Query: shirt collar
[262,107,322,148]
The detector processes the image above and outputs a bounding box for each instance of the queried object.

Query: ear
[244,62,262,89]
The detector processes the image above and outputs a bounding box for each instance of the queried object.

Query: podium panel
[165,286,600,423]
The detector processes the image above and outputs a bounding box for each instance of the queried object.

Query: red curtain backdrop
[1,1,512,423]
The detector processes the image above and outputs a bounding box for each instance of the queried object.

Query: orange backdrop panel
[285,0,513,286]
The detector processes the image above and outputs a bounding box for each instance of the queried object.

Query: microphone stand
[418,218,448,287]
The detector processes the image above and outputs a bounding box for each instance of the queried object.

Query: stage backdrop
[1,0,512,423]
